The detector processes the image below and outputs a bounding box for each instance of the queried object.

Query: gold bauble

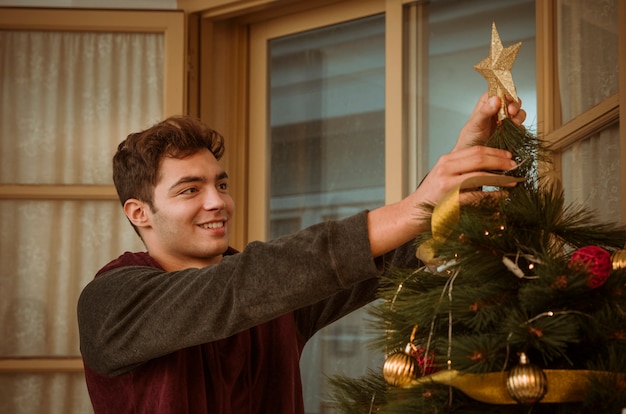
[383,347,417,387]
[613,249,626,270]
[506,353,548,404]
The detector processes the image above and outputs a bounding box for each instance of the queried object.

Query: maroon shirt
[84,252,309,413]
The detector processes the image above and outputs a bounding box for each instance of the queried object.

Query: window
[194,2,536,413]
[0,8,184,413]
[193,0,537,412]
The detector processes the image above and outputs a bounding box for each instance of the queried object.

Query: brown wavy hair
[113,115,225,210]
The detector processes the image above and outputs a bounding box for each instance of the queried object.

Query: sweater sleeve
[77,211,381,376]
[293,237,420,341]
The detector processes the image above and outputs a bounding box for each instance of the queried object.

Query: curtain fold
[561,125,621,223]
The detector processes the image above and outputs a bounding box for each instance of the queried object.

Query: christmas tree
[328,23,626,413]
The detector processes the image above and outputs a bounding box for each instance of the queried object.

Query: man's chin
[202,244,229,259]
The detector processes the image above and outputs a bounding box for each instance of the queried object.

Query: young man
[78,94,525,413]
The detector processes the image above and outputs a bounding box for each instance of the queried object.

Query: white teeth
[201,222,224,229]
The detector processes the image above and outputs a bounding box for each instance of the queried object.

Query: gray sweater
[77,211,418,413]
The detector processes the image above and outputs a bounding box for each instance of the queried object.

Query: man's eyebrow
[168,171,229,192]
[168,176,205,192]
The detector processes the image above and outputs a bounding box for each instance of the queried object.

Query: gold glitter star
[474,22,522,114]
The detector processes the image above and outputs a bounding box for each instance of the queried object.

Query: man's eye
[218,183,229,191]
[181,187,198,194]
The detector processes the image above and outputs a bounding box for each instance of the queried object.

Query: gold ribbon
[407,369,624,404]
[416,175,525,264]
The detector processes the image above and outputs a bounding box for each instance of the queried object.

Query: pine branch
[326,372,387,413]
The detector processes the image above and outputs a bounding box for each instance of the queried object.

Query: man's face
[142,148,234,270]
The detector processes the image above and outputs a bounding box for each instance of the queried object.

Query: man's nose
[203,189,225,211]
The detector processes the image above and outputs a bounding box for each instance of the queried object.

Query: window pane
[427,0,536,168]
[0,372,91,414]
[269,15,385,238]
[557,0,619,123]
[268,14,385,412]
[561,124,622,224]
[0,30,163,185]
[0,200,143,357]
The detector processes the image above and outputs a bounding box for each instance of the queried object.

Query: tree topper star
[474,22,521,117]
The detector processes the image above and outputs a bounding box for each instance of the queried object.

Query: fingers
[413,91,526,219]
[454,93,500,151]
[438,146,517,177]
[414,146,517,208]
[458,189,511,206]
[509,107,527,126]
[506,96,527,126]
[454,93,527,152]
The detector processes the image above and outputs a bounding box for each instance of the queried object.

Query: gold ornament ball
[613,249,626,270]
[506,353,548,404]
[383,350,417,387]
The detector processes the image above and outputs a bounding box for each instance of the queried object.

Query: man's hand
[367,92,526,257]
[453,93,526,152]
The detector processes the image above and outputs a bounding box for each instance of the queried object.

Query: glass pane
[0,372,92,414]
[0,30,163,185]
[268,14,385,413]
[427,0,536,168]
[561,124,622,224]
[0,200,144,357]
[557,0,619,123]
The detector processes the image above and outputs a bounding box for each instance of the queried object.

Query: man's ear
[123,198,151,228]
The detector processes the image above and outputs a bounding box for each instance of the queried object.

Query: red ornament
[569,246,612,288]
[409,345,437,375]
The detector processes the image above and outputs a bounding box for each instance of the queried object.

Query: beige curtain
[0,30,163,413]
[561,126,621,222]
[557,0,621,224]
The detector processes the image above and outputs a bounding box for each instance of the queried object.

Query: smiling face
[125,148,234,271]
